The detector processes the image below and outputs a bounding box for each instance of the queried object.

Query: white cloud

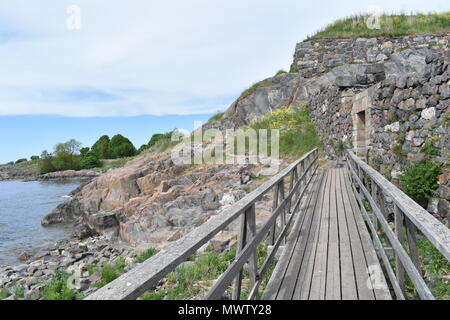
[0,0,448,116]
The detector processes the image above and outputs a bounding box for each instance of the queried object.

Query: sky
[0,0,448,163]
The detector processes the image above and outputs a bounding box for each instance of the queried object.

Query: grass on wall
[246,105,322,161]
[309,12,450,39]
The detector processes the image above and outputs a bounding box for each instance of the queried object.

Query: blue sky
[0,114,213,163]
[0,0,448,163]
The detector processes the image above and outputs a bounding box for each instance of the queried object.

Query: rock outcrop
[42,151,273,247]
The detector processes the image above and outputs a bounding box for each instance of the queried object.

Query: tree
[52,139,82,171]
[30,155,40,161]
[80,151,101,169]
[108,134,136,159]
[80,147,90,157]
[39,150,55,174]
[15,158,27,164]
[92,135,110,159]
[54,139,81,156]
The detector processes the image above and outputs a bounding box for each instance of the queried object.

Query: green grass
[209,112,225,122]
[140,249,236,300]
[134,248,159,264]
[309,12,450,39]
[275,69,287,76]
[0,288,10,300]
[247,105,322,161]
[93,257,126,288]
[403,236,450,300]
[40,270,84,300]
[239,80,279,100]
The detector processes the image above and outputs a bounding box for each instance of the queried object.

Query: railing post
[270,183,280,245]
[246,204,258,294]
[232,210,248,300]
[405,217,421,275]
[278,179,286,244]
[394,205,406,292]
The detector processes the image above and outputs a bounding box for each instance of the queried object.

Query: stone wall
[293,33,450,78]
[302,47,449,222]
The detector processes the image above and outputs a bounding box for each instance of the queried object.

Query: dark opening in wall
[355,110,367,156]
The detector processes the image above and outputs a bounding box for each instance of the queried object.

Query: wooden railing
[85,148,319,300]
[346,150,450,300]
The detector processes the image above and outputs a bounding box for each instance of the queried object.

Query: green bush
[80,152,101,169]
[247,105,321,160]
[93,257,126,288]
[399,160,441,205]
[289,64,299,73]
[41,270,83,300]
[15,158,27,164]
[108,135,137,159]
[134,248,159,263]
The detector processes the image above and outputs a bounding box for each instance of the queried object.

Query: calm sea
[0,180,80,266]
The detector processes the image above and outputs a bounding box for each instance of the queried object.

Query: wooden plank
[260,168,320,299]
[335,168,358,300]
[346,161,435,300]
[326,169,341,300]
[342,169,391,300]
[349,175,405,300]
[207,156,320,300]
[339,169,375,300]
[346,150,450,261]
[85,149,317,300]
[274,170,325,299]
[293,169,330,300]
[309,170,332,299]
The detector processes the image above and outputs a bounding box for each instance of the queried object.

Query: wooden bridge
[86,148,450,300]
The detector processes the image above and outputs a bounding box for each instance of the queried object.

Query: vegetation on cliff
[247,105,322,161]
[310,12,450,39]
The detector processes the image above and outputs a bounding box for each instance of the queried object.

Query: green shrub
[134,248,159,263]
[41,270,83,300]
[108,135,137,159]
[289,64,299,73]
[0,288,10,300]
[15,158,27,164]
[399,160,441,205]
[94,257,126,288]
[80,152,101,169]
[247,105,321,160]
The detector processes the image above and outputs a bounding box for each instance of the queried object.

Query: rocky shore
[0,234,136,300]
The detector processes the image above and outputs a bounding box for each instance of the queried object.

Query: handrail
[346,150,450,260]
[346,150,450,300]
[85,148,318,300]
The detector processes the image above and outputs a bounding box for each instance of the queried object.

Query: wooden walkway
[263,167,392,300]
[86,149,450,300]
